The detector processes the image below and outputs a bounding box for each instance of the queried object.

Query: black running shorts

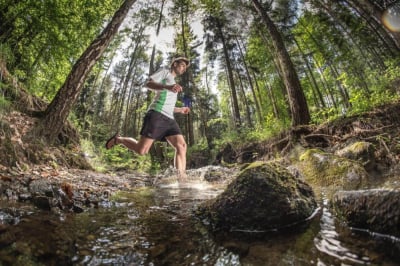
[140,110,182,141]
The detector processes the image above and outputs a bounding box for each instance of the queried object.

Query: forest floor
[216,100,400,175]
[1,100,400,204]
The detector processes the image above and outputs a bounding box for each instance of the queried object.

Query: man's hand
[169,84,183,93]
[175,107,190,114]
[181,107,190,114]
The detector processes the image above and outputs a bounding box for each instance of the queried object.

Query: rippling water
[0,171,399,265]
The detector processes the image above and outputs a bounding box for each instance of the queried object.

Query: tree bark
[38,0,137,143]
[217,19,241,128]
[293,37,326,108]
[236,36,263,125]
[252,0,310,126]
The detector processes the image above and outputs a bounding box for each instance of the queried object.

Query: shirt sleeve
[148,67,168,84]
[143,68,168,91]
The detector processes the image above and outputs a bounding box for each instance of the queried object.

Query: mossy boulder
[335,141,376,170]
[332,189,400,237]
[296,148,368,189]
[196,161,317,233]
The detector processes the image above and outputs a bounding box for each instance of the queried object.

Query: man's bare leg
[106,135,154,155]
[166,134,187,180]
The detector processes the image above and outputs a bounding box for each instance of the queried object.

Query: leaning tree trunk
[252,0,310,126]
[38,0,137,143]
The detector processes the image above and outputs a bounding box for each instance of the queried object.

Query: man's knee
[175,141,187,153]
[137,147,149,155]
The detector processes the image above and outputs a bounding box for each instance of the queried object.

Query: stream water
[0,170,399,265]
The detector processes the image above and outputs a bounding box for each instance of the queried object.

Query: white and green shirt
[146,67,177,119]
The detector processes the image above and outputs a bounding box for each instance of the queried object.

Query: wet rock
[18,193,32,201]
[54,187,73,210]
[335,141,376,170]
[296,148,368,189]
[29,179,53,196]
[187,166,238,183]
[332,189,400,237]
[32,196,51,210]
[72,204,84,213]
[215,143,237,164]
[196,161,317,234]
[0,210,18,225]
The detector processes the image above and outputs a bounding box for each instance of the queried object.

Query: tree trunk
[293,37,326,108]
[38,0,137,143]
[266,81,280,119]
[179,3,195,146]
[149,0,165,75]
[236,36,263,125]
[297,17,338,109]
[217,19,241,128]
[252,0,310,126]
[236,70,253,127]
[119,27,144,133]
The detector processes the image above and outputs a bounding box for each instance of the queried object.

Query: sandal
[105,132,119,149]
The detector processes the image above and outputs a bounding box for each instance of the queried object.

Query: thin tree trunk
[293,37,326,108]
[149,0,165,75]
[236,70,253,127]
[329,64,351,109]
[250,71,265,119]
[38,0,137,143]
[297,19,338,109]
[252,0,310,126]
[118,28,144,133]
[266,81,280,119]
[179,3,195,146]
[235,36,262,124]
[217,19,241,128]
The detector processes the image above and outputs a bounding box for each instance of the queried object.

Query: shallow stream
[0,171,399,265]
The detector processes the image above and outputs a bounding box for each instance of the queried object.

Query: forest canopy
[1,0,399,171]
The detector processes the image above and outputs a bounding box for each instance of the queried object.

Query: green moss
[299,148,326,161]
[297,149,367,189]
[350,142,370,153]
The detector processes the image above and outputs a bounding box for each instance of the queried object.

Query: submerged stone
[333,189,400,237]
[196,161,317,233]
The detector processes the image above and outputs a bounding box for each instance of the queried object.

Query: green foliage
[102,144,153,173]
[218,116,287,147]
[200,0,222,15]
[0,95,11,118]
[2,0,400,173]
[347,58,400,115]
[311,107,340,124]
[0,43,14,65]
[0,0,123,100]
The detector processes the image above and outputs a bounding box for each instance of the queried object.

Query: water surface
[0,174,399,265]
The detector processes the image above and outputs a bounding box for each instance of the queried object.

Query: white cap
[170,56,190,67]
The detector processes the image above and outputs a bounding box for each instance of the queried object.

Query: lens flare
[382,7,400,32]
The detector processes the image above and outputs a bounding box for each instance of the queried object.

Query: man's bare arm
[145,80,183,93]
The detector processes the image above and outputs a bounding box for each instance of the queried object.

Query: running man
[105,56,191,179]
